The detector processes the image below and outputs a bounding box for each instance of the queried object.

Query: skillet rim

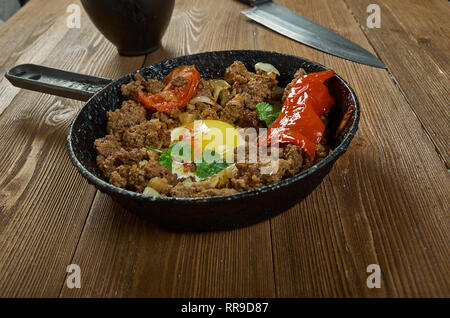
[67,50,360,203]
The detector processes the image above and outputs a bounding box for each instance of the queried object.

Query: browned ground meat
[282,68,307,102]
[171,76,188,88]
[186,101,220,120]
[106,100,147,139]
[94,135,121,158]
[94,61,331,198]
[122,119,171,149]
[220,94,245,124]
[224,61,278,110]
[237,110,261,128]
[121,73,165,100]
[194,79,215,98]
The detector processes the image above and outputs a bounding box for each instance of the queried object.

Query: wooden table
[0,0,448,298]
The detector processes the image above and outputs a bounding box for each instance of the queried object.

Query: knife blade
[240,0,386,68]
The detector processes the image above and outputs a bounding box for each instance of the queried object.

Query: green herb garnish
[256,102,281,127]
[195,149,229,179]
[145,142,192,172]
[145,145,162,153]
[146,144,228,177]
[157,150,172,171]
[169,141,192,162]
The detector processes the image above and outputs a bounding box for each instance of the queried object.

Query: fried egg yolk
[170,120,245,179]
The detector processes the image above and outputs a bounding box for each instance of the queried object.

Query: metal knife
[239,0,386,68]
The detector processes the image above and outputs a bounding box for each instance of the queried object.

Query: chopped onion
[178,112,195,125]
[138,160,148,167]
[183,178,194,187]
[218,89,230,107]
[183,176,205,187]
[216,164,238,187]
[224,164,238,179]
[190,96,216,106]
[181,163,238,190]
[212,79,231,101]
[143,186,161,197]
[255,62,280,76]
[189,95,223,110]
[148,177,169,193]
[196,174,220,189]
[259,159,280,176]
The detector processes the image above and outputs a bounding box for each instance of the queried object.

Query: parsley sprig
[146,143,228,178]
[146,141,191,172]
[256,102,281,127]
[195,149,229,179]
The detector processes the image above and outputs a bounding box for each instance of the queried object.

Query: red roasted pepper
[259,70,335,157]
[137,65,200,113]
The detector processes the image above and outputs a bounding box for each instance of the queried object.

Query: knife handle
[238,0,272,6]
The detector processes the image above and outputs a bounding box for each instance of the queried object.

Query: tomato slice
[137,65,200,112]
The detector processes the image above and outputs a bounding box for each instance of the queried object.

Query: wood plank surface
[0,0,145,297]
[0,0,448,298]
[254,0,449,297]
[378,0,449,73]
[343,0,450,166]
[60,0,276,298]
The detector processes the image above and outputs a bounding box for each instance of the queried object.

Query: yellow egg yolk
[171,120,245,160]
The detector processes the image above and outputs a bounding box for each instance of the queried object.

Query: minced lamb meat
[122,119,171,149]
[106,100,147,139]
[282,68,307,102]
[224,61,277,110]
[94,61,332,198]
[121,73,165,100]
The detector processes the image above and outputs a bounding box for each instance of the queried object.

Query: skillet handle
[5,64,113,102]
[237,0,272,6]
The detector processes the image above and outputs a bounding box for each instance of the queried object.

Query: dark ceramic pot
[5,50,360,232]
[80,0,175,56]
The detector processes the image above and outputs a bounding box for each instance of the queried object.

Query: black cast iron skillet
[5,50,359,231]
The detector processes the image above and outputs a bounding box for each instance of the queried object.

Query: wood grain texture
[254,0,449,297]
[378,0,449,74]
[0,0,144,297]
[60,0,276,298]
[343,0,450,166]
[60,193,275,297]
